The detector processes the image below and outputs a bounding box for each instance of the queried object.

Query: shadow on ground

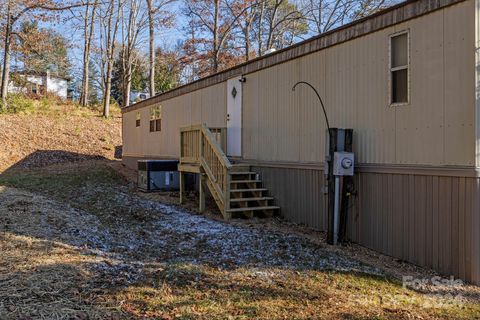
[2,150,108,172]
[0,156,478,319]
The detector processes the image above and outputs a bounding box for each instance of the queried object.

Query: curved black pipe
[292,81,331,135]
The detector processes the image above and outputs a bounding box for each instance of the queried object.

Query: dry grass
[1,104,479,319]
[0,102,121,172]
[1,162,479,319]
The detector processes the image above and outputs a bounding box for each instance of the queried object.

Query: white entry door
[227,77,242,157]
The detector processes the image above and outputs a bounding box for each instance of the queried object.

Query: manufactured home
[122,0,480,284]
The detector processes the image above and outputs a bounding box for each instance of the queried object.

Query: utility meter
[333,152,355,176]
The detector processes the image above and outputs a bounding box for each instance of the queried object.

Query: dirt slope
[1,163,479,319]
[0,109,122,172]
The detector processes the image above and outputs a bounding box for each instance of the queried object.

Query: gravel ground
[0,185,382,277]
[1,164,480,319]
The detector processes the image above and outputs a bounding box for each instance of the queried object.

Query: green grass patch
[0,162,127,223]
[0,163,122,195]
[0,94,36,114]
[111,264,480,319]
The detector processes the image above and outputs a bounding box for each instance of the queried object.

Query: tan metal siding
[248,165,480,284]
[476,0,480,168]
[351,172,480,284]
[252,166,328,230]
[241,1,475,166]
[123,2,475,167]
[122,111,143,157]
[122,82,227,159]
[444,4,476,165]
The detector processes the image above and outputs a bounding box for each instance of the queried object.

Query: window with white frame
[390,31,409,105]
[136,111,141,127]
[150,105,162,132]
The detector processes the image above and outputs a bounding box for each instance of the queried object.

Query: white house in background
[9,71,69,100]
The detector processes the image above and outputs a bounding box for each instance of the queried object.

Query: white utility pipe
[333,176,341,245]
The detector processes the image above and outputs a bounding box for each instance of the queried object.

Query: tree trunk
[265,2,279,52]
[102,0,119,118]
[212,0,220,72]
[104,59,113,117]
[244,21,251,61]
[124,66,132,107]
[257,1,265,56]
[147,0,155,96]
[1,8,12,108]
[80,3,89,106]
[80,1,97,107]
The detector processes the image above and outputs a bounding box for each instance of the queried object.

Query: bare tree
[255,0,307,54]
[80,0,98,107]
[226,0,258,62]
[184,0,261,74]
[0,0,87,108]
[99,0,122,117]
[299,0,392,34]
[146,0,174,96]
[120,0,145,107]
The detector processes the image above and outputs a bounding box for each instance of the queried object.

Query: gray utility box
[333,152,355,176]
[138,160,180,192]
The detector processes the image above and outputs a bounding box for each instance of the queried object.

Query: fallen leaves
[0,108,121,173]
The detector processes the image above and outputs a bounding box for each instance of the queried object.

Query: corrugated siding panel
[240,1,475,166]
[394,11,445,165]
[476,0,480,168]
[248,165,479,284]
[123,82,227,159]
[252,166,328,230]
[444,3,476,165]
[351,172,480,284]
[472,178,480,283]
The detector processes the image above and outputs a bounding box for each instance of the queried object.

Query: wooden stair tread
[230,197,274,202]
[178,163,202,173]
[230,180,261,184]
[227,206,280,213]
[230,188,267,192]
[229,172,256,175]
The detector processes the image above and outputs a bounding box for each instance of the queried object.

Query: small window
[390,31,409,105]
[149,105,162,132]
[136,111,141,127]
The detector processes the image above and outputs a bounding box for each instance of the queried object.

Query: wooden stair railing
[179,124,280,219]
[180,124,232,219]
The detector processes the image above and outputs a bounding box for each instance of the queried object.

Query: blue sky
[32,1,187,84]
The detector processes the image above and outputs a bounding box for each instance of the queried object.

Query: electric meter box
[138,160,180,192]
[333,152,355,176]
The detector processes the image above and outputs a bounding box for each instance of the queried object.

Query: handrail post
[180,131,184,159]
[223,168,231,220]
[181,124,233,220]
[221,128,227,153]
[199,127,204,162]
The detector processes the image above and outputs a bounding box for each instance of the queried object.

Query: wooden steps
[179,124,280,220]
[230,180,261,184]
[230,171,256,175]
[226,168,279,218]
[227,206,280,217]
[230,197,274,202]
[230,188,268,193]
